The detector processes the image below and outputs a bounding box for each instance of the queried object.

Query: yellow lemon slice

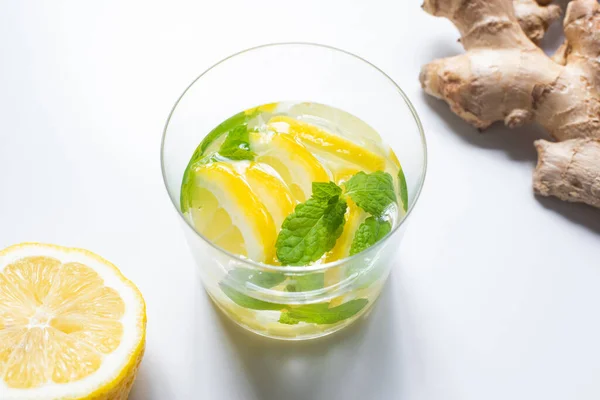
[187,162,278,263]
[286,102,383,143]
[267,116,387,172]
[244,162,296,229]
[250,131,330,202]
[0,243,145,400]
[325,199,367,264]
[323,198,368,291]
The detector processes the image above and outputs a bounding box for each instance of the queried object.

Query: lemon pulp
[0,243,145,399]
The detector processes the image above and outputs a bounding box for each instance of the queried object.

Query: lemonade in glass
[161,44,426,340]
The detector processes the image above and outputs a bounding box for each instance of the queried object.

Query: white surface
[1,1,599,399]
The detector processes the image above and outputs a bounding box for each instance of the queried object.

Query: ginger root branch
[514,0,562,42]
[534,139,600,208]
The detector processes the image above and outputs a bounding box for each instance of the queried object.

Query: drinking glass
[161,43,427,340]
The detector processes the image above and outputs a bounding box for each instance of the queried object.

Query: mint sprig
[219,284,284,311]
[227,269,285,289]
[398,167,408,213]
[180,110,260,212]
[349,217,392,256]
[344,171,396,217]
[279,299,368,325]
[284,273,325,292]
[275,182,347,266]
[220,280,369,325]
[218,125,255,160]
[197,110,258,157]
[312,181,342,201]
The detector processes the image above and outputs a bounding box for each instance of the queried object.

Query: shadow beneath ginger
[422,93,549,164]
[421,93,600,233]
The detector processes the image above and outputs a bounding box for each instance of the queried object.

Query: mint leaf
[220,270,286,309]
[221,282,367,324]
[198,110,257,156]
[276,183,347,266]
[344,171,396,217]
[219,283,284,311]
[220,276,367,324]
[349,217,392,256]
[279,299,368,325]
[285,273,325,292]
[218,125,255,160]
[180,110,259,212]
[312,181,342,202]
[279,313,300,325]
[228,269,285,289]
[398,167,408,213]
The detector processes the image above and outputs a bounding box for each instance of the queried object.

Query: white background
[1,1,599,399]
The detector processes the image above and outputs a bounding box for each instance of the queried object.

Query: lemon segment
[325,199,367,264]
[250,131,330,202]
[332,166,362,186]
[389,148,401,168]
[0,243,145,400]
[268,116,387,172]
[245,162,296,230]
[188,162,278,263]
[286,102,383,143]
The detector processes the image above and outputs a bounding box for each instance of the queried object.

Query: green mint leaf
[398,166,408,213]
[344,171,396,217]
[220,269,286,309]
[278,313,300,325]
[198,110,257,156]
[284,273,325,292]
[276,194,347,266]
[180,110,259,212]
[218,125,255,161]
[227,269,286,289]
[349,217,392,256]
[312,181,342,202]
[219,283,284,311]
[281,299,368,325]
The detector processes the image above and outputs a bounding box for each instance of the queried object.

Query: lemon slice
[244,162,295,229]
[323,198,368,293]
[325,199,367,264]
[286,102,383,143]
[0,243,145,400]
[250,131,330,202]
[187,162,278,263]
[267,116,387,172]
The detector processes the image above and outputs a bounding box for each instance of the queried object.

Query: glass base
[207,291,378,341]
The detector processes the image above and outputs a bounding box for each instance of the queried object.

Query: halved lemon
[267,116,387,173]
[0,243,145,400]
[187,162,278,263]
[250,130,330,202]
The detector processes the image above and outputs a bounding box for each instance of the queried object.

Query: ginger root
[421,0,600,209]
[514,0,561,42]
[534,139,600,208]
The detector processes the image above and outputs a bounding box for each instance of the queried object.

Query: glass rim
[160,42,428,273]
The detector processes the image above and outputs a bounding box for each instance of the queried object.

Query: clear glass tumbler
[161,43,427,340]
